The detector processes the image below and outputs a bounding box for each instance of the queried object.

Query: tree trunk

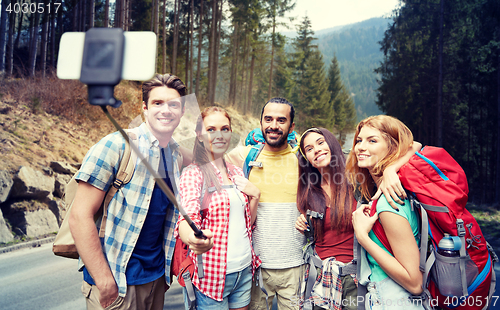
[207,0,217,104]
[29,6,40,77]
[49,7,56,67]
[89,0,95,28]
[496,26,500,203]
[267,14,276,101]
[115,0,121,28]
[126,0,131,30]
[185,5,190,91]
[15,0,24,49]
[40,0,50,77]
[150,0,154,31]
[28,5,34,53]
[246,49,255,115]
[72,0,78,30]
[172,0,179,75]
[122,0,127,30]
[436,0,444,147]
[0,0,8,74]
[228,23,239,106]
[82,0,87,31]
[209,0,222,104]
[104,0,109,27]
[240,33,249,109]
[7,0,14,76]
[162,0,166,73]
[154,0,159,34]
[195,0,204,98]
[57,4,63,56]
[189,0,194,92]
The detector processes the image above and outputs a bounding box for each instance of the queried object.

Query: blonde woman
[346,115,424,309]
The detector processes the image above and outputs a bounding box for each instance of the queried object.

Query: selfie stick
[79,28,205,240]
[100,106,206,240]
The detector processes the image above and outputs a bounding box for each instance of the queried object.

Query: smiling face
[198,111,232,160]
[303,132,331,170]
[260,102,295,151]
[142,86,184,147]
[354,125,390,173]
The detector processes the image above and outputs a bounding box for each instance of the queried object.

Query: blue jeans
[183,265,252,309]
[365,277,424,310]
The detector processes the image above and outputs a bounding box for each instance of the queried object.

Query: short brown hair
[142,74,187,106]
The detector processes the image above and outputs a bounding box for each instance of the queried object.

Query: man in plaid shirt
[69,74,206,310]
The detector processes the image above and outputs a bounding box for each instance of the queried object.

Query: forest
[374,0,500,204]
[0,0,499,204]
[0,0,356,136]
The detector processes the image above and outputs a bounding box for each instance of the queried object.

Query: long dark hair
[297,128,354,241]
[193,106,232,192]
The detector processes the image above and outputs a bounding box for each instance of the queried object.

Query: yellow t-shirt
[225,145,305,268]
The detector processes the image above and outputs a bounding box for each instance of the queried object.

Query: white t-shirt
[225,185,252,274]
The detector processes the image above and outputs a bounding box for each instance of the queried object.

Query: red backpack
[371,146,497,310]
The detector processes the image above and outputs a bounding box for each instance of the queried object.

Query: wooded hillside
[0,0,356,135]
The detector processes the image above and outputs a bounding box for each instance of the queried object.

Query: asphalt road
[0,242,499,310]
[0,242,184,310]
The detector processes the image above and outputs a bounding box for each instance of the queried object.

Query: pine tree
[328,55,356,145]
[290,16,333,132]
[301,49,333,131]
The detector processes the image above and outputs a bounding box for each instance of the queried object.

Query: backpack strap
[243,144,265,178]
[354,199,368,310]
[99,131,138,238]
[369,200,394,254]
[371,197,429,273]
[195,179,216,279]
[302,210,323,305]
[182,270,197,310]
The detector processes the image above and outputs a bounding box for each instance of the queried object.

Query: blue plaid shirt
[75,123,181,297]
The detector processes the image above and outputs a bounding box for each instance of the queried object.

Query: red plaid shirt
[176,162,261,301]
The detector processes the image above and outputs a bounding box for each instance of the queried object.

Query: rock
[0,208,14,244]
[47,198,65,225]
[11,166,55,200]
[9,207,59,238]
[54,173,72,198]
[43,167,54,176]
[50,161,78,175]
[0,170,13,203]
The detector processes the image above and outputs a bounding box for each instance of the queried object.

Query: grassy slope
[0,76,259,173]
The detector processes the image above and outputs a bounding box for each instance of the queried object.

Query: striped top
[226,145,306,268]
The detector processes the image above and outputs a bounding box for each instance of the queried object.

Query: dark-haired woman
[295,128,357,310]
[295,127,420,310]
[176,107,261,310]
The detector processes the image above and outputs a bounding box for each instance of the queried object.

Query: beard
[263,127,289,148]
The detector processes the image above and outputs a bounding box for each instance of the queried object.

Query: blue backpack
[243,128,298,178]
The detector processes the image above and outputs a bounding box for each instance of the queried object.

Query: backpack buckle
[456,219,465,237]
[249,161,263,168]
[307,210,324,219]
[113,179,124,189]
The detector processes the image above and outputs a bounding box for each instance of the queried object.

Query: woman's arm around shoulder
[372,141,422,209]
[352,200,422,295]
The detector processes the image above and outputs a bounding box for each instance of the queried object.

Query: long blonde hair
[345,115,414,201]
[193,106,232,192]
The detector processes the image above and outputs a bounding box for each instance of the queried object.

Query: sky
[280,0,401,31]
